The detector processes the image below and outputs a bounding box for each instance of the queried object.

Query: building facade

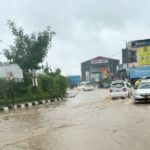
[81,56,119,83]
[122,39,150,67]
[118,39,150,84]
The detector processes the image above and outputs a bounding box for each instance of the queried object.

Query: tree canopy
[4,20,55,71]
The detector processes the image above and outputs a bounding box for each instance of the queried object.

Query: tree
[4,20,55,86]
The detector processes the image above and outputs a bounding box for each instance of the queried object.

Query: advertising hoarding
[101,67,107,79]
[137,46,150,65]
[129,66,150,78]
[128,39,150,49]
[122,49,137,64]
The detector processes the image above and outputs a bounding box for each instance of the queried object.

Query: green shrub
[0,78,9,100]
[13,81,28,97]
[53,75,67,97]
[0,69,68,106]
[38,74,54,92]
[28,85,41,95]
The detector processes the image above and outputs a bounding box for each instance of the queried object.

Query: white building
[0,63,23,80]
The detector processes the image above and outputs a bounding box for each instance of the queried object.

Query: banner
[101,67,107,79]
[137,46,150,65]
[129,66,150,78]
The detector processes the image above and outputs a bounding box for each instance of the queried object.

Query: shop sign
[137,46,150,65]
[129,66,150,78]
[91,58,108,64]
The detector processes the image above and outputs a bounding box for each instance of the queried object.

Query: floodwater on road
[1,89,150,150]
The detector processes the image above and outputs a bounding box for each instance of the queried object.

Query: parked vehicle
[83,82,94,91]
[78,82,86,90]
[109,80,132,99]
[135,76,150,89]
[78,81,94,91]
[134,79,150,103]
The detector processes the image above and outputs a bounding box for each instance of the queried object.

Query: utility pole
[125,42,130,82]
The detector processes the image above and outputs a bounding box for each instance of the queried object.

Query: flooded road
[1,89,150,150]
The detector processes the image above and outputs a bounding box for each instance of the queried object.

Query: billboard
[128,50,137,63]
[129,66,150,78]
[137,46,150,65]
[122,49,137,64]
[101,67,107,79]
[127,39,150,49]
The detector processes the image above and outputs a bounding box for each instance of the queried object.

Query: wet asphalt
[1,88,150,150]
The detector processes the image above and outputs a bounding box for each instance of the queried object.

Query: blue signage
[129,66,150,78]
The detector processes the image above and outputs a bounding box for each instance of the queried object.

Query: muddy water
[1,89,150,150]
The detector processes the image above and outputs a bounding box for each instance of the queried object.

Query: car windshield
[86,83,92,87]
[86,82,92,85]
[138,82,150,89]
[79,83,85,86]
[111,83,124,88]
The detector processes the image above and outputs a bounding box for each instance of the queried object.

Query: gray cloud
[0,0,150,75]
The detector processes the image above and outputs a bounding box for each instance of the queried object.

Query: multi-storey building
[118,39,150,84]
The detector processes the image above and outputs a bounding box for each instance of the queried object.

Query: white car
[109,80,132,99]
[78,82,87,90]
[78,81,94,91]
[134,79,150,103]
[83,82,94,91]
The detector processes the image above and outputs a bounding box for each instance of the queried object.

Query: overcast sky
[0,0,150,75]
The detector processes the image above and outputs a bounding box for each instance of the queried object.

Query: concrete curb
[0,98,64,112]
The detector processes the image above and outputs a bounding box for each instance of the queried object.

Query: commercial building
[122,39,150,66]
[81,56,119,83]
[118,39,150,84]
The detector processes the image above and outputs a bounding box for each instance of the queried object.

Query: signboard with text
[137,46,150,65]
[91,58,108,64]
[130,66,150,78]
